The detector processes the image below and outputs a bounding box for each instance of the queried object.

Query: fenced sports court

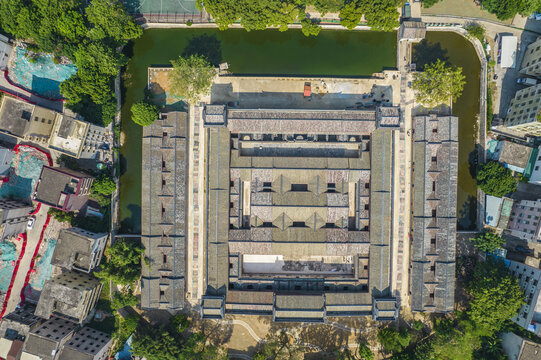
[121,0,210,24]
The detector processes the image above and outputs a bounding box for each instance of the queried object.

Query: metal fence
[133,11,211,24]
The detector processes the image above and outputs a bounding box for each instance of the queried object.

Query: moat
[119,28,479,233]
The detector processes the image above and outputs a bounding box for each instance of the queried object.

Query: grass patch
[87,313,118,335]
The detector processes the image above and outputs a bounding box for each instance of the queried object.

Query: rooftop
[48,115,89,158]
[34,271,102,322]
[34,166,93,211]
[497,141,534,172]
[0,96,56,141]
[51,228,107,272]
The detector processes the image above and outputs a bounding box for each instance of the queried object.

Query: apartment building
[51,227,108,273]
[508,260,541,335]
[507,199,541,242]
[35,271,102,323]
[520,37,541,78]
[0,199,32,241]
[504,83,541,136]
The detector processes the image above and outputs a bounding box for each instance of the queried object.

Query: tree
[466,24,485,43]
[131,317,227,360]
[111,288,138,310]
[85,0,143,43]
[95,239,143,285]
[301,18,322,37]
[476,161,517,197]
[481,0,520,20]
[92,175,116,196]
[378,327,411,353]
[199,0,239,30]
[131,101,160,126]
[468,258,525,333]
[364,0,400,32]
[412,59,466,108]
[310,0,344,16]
[339,2,363,30]
[48,208,75,223]
[255,331,304,360]
[471,230,505,253]
[169,55,216,103]
[358,343,374,360]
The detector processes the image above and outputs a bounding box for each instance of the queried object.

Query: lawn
[87,281,117,334]
[422,0,513,24]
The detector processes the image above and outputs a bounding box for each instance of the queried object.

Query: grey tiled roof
[411,115,458,313]
[141,111,187,310]
[227,108,377,134]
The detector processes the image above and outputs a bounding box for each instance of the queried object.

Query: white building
[509,260,541,335]
[501,35,518,69]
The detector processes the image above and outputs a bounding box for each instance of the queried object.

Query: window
[262,222,273,227]
[432,181,436,192]
[364,204,369,210]
[327,183,336,190]
[432,127,438,133]
[365,183,370,189]
[431,156,437,163]
[291,184,308,192]
[160,290,165,296]
[432,209,437,218]
[163,254,167,264]
[292,221,306,227]
[431,238,436,245]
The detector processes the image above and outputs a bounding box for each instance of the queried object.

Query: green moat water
[119,29,478,233]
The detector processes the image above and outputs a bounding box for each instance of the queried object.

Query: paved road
[4,204,49,314]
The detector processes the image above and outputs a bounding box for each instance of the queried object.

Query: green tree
[412,59,466,108]
[301,18,322,37]
[476,161,517,197]
[339,2,363,30]
[199,0,239,30]
[468,258,525,333]
[255,331,304,360]
[85,0,143,43]
[310,0,344,15]
[518,0,539,16]
[131,101,160,126]
[48,208,75,223]
[92,175,116,196]
[131,317,227,360]
[364,0,400,32]
[471,230,505,253]
[378,327,411,353]
[358,343,374,360]
[56,11,87,41]
[466,24,485,43]
[481,0,520,20]
[169,55,216,103]
[111,288,138,310]
[95,239,143,285]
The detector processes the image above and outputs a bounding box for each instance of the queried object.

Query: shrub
[130,101,160,126]
[476,161,517,197]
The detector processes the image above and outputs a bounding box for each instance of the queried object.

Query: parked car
[517,77,538,85]
[27,216,35,230]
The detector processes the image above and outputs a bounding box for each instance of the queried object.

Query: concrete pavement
[3,204,49,315]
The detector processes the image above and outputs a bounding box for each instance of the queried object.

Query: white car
[27,217,35,230]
